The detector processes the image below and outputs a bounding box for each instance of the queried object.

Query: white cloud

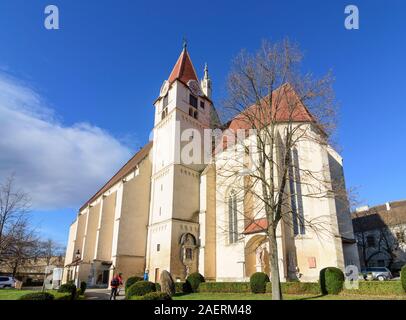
[0,72,133,210]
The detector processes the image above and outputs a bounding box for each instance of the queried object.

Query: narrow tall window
[163,94,168,107]
[228,191,238,244]
[185,248,193,260]
[189,94,198,108]
[289,148,305,235]
[161,107,168,120]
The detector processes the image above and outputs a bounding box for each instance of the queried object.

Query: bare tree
[40,238,65,266]
[0,175,31,262]
[2,219,41,277]
[216,39,339,300]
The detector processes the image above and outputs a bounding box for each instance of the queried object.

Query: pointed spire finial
[182,37,187,50]
[204,62,209,79]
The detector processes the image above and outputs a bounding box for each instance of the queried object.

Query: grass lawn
[172,292,406,300]
[0,289,78,300]
[0,289,38,300]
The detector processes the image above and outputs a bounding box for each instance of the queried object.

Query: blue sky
[0,0,405,245]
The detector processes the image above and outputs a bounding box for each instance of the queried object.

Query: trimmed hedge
[140,292,172,300]
[186,273,205,293]
[58,282,76,293]
[199,282,251,293]
[250,272,270,293]
[126,281,156,299]
[125,276,143,292]
[320,267,344,295]
[342,280,405,296]
[401,265,406,293]
[19,292,55,300]
[171,280,405,297]
[55,293,76,300]
[265,282,321,295]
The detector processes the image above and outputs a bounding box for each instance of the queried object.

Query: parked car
[361,267,393,281]
[0,276,17,288]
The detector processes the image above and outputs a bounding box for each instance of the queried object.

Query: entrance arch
[245,235,270,277]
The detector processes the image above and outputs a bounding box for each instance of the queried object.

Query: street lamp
[74,249,81,287]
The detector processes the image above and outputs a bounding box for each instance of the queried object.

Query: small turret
[201,63,212,99]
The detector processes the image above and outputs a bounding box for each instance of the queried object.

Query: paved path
[85,288,125,300]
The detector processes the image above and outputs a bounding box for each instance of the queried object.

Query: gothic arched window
[289,148,305,235]
[228,190,238,244]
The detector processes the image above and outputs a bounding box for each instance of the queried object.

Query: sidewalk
[85,288,125,300]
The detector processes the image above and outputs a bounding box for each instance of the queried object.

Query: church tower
[146,44,214,281]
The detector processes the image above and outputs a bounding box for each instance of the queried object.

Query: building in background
[352,200,406,274]
[0,256,64,286]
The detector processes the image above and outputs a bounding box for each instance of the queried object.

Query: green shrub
[342,280,405,296]
[80,281,87,295]
[126,281,156,299]
[182,281,193,293]
[140,292,172,300]
[401,265,406,293]
[250,272,270,294]
[186,272,205,293]
[320,267,344,295]
[58,282,76,293]
[199,282,251,293]
[174,282,186,293]
[19,292,55,300]
[125,276,143,292]
[54,293,74,300]
[155,283,161,292]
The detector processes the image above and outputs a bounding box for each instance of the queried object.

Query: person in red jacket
[110,273,123,300]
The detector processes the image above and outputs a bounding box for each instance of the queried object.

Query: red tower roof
[168,48,198,84]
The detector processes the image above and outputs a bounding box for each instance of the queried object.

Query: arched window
[228,190,238,244]
[289,148,305,235]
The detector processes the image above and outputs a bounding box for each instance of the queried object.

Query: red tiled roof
[228,83,315,131]
[79,142,153,212]
[168,48,198,84]
[243,218,268,234]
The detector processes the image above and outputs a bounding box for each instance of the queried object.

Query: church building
[63,45,359,286]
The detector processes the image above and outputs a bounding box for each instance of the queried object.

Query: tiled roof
[79,142,153,212]
[168,48,198,84]
[228,83,315,131]
[352,200,406,232]
[243,218,268,234]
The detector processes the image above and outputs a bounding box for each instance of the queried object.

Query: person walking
[110,273,123,300]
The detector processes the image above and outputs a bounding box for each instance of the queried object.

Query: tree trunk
[268,225,282,300]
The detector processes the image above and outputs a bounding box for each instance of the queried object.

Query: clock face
[159,80,169,97]
[187,80,202,96]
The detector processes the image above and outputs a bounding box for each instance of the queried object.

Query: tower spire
[204,63,209,80]
[201,62,212,99]
[182,37,187,50]
[167,42,198,84]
